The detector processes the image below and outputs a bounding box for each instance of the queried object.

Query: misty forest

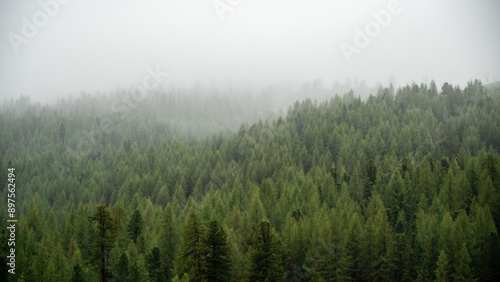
[1,79,500,281]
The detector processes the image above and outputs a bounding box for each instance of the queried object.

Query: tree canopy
[1,79,499,281]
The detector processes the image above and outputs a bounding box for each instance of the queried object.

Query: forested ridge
[1,79,500,281]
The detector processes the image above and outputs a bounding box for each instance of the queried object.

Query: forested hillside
[1,79,500,281]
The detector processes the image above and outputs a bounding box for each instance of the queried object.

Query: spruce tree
[161,203,177,281]
[435,250,450,282]
[114,253,131,281]
[248,220,283,281]
[146,247,164,281]
[454,243,477,281]
[206,220,231,282]
[90,205,116,282]
[346,212,362,280]
[128,209,143,243]
[178,207,208,282]
[71,264,84,282]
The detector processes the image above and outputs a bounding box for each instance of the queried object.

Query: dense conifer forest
[1,79,500,281]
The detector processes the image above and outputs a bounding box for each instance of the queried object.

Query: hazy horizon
[1,0,499,103]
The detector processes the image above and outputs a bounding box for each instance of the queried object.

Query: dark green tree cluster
[177,208,231,282]
[1,79,500,281]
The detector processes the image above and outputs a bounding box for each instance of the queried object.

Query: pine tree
[178,207,208,282]
[206,220,231,282]
[361,193,390,281]
[128,209,143,243]
[172,273,190,282]
[45,261,57,282]
[129,262,140,281]
[385,168,404,226]
[281,213,307,281]
[248,220,283,281]
[454,243,477,282]
[435,250,450,282]
[90,205,116,282]
[384,211,411,281]
[59,121,66,145]
[346,212,362,280]
[161,203,177,281]
[471,203,500,280]
[415,210,439,281]
[305,206,350,281]
[364,159,377,199]
[146,247,164,281]
[114,253,131,281]
[226,227,248,282]
[478,170,497,209]
[51,243,70,281]
[71,264,84,282]
[33,237,49,280]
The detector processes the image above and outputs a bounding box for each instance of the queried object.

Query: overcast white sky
[1,0,499,103]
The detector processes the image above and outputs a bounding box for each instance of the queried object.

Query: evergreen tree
[206,220,231,282]
[71,264,84,282]
[161,203,178,281]
[172,273,190,282]
[415,210,439,281]
[454,243,477,282]
[129,262,140,281]
[346,212,362,280]
[248,220,283,281]
[435,250,450,282]
[90,205,116,282]
[384,211,411,281]
[114,253,131,281]
[361,193,390,281]
[178,207,208,282]
[2,80,500,281]
[146,247,164,281]
[32,237,49,280]
[59,121,66,145]
[128,209,143,243]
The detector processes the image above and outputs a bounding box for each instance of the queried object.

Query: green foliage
[114,253,131,281]
[248,220,283,281]
[90,205,116,282]
[172,273,190,282]
[178,207,208,282]
[206,221,231,282]
[128,209,143,243]
[454,243,477,281]
[435,250,450,282]
[71,264,84,282]
[161,203,178,281]
[1,80,500,280]
[146,247,164,281]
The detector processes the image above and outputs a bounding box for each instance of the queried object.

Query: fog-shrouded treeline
[1,79,500,281]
